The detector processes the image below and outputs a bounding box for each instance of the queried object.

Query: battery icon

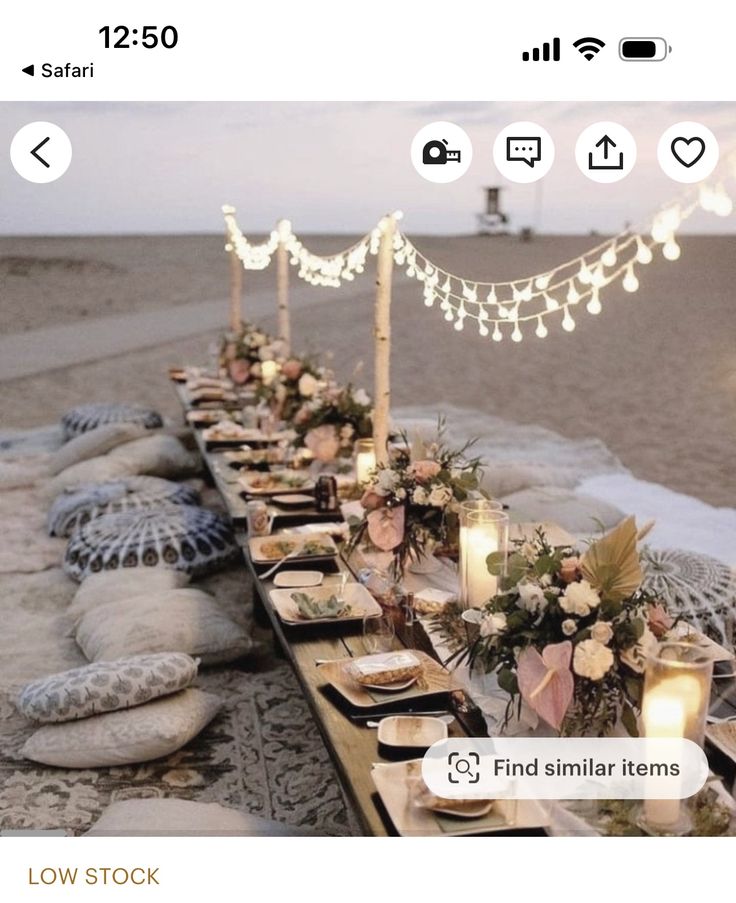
[619,37,671,61]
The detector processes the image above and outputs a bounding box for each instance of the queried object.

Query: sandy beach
[1,233,734,507]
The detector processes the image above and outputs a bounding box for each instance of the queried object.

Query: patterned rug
[0,429,359,836]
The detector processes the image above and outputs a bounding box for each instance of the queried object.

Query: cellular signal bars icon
[522,38,561,62]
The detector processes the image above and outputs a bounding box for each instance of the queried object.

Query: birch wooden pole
[276,219,291,356]
[373,213,397,466]
[228,241,243,333]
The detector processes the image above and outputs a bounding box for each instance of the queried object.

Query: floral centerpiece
[220,322,284,387]
[460,517,674,737]
[292,383,373,463]
[347,422,484,579]
[256,353,330,423]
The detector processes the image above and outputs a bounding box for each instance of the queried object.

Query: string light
[222,152,736,345]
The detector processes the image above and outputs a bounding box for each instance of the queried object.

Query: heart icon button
[671,136,706,168]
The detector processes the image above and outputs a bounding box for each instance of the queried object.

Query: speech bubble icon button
[506,136,542,167]
[494,122,554,183]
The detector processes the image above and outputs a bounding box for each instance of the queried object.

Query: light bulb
[562,308,576,332]
[601,246,617,268]
[586,290,602,315]
[622,265,639,293]
[492,323,503,342]
[511,323,523,342]
[636,237,653,264]
[663,238,681,261]
[535,317,548,338]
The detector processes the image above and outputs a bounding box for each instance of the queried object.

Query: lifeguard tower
[476,186,509,235]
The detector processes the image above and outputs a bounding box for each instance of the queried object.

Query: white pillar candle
[355,439,377,486]
[461,520,500,608]
[642,694,686,830]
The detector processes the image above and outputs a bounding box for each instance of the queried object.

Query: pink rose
[228,358,251,385]
[361,490,386,511]
[559,556,581,584]
[281,359,303,380]
[647,602,674,639]
[304,424,340,463]
[408,460,441,482]
[367,505,405,551]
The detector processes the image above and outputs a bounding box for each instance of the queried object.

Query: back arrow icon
[30,136,51,168]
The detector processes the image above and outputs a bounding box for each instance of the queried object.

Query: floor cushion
[85,798,312,836]
[69,567,191,622]
[500,486,625,535]
[74,589,254,665]
[63,505,237,581]
[16,652,199,723]
[49,423,150,476]
[21,688,220,768]
[48,476,200,537]
[61,403,163,441]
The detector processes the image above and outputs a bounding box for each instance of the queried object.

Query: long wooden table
[174,382,736,835]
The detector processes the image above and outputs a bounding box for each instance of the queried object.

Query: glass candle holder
[459,506,508,610]
[639,641,713,835]
[354,438,377,486]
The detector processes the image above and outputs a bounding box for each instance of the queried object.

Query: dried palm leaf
[580,515,642,603]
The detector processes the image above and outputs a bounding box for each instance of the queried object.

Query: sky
[1,101,735,236]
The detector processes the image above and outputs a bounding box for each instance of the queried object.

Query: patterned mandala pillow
[63,505,237,581]
[21,688,221,768]
[48,476,200,537]
[16,652,199,723]
[61,403,163,441]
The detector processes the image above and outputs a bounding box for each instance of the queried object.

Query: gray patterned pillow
[16,653,199,723]
[21,688,221,768]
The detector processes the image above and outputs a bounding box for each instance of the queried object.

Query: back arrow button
[30,136,51,168]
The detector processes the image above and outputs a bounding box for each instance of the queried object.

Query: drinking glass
[362,611,395,654]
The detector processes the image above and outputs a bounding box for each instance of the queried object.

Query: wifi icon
[573,37,605,60]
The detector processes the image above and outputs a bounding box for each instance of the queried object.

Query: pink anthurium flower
[517,641,574,732]
[366,505,405,551]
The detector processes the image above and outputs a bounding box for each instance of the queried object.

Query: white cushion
[16,652,198,723]
[480,462,580,498]
[46,435,199,499]
[45,456,134,498]
[85,799,305,836]
[49,423,149,476]
[75,589,253,665]
[69,568,190,622]
[21,688,220,768]
[107,434,199,479]
[501,486,625,535]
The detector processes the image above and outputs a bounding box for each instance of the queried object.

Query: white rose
[412,486,429,505]
[562,619,577,636]
[620,627,659,674]
[573,639,614,681]
[353,388,371,407]
[428,485,452,507]
[375,468,399,496]
[480,612,507,637]
[517,581,547,615]
[298,373,318,397]
[560,580,601,617]
[591,621,614,646]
